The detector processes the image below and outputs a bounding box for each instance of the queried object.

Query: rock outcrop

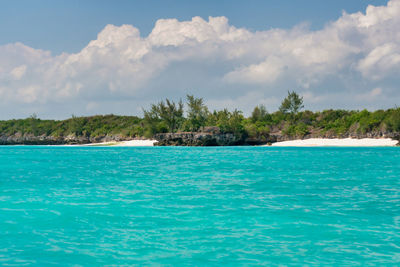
[0,133,133,145]
[1,128,399,146]
[154,132,244,146]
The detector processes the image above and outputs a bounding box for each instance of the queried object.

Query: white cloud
[148,16,250,47]
[357,43,400,79]
[356,87,384,102]
[1,0,400,118]
[10,65,27,80]
[224,57,285,84]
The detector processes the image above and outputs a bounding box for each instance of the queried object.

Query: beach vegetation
[1,93,399,144]
[251,105,271,123]
[279,91,304,116]
[143,99,184,135]
[185,95,209,131]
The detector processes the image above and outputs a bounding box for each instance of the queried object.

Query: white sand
[269,138,398,147]
[115,140,158,147]
[83,140,158,147]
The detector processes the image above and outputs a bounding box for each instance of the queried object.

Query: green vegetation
[143,99,184,134]
[184,95,209,132]
[1,92,399,143]
[279,91,304,115]
[0,115,144,139]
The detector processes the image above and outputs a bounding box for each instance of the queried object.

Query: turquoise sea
[0,146,399,265]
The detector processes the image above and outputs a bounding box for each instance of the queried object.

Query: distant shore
[61,138,400,147]
[2,105,400,147]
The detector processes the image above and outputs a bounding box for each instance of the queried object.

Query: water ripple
[0,146,399,265]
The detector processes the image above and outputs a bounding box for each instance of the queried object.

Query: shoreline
[268,138,398,147]
[1,138,398,147]
[79,140,158,147]
[76,137,398,147]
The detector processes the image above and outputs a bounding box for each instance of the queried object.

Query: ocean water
[0,146,399,266]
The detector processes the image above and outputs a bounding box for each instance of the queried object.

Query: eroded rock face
[154,132,245,146]
[0,129,398,146]
[0,133,133,145]
[0,134,64,145]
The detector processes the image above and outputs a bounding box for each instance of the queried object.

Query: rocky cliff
[1,129,399,146]
[0,133,132,145]
[154,127,400,146]
[154,132,246,146]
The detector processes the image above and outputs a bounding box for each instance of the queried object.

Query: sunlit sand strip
[269,138,398,147]
[83,140,158,147]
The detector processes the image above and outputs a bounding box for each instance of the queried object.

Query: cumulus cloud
[356,87,384,102]
[10,65,27,80]
[357,43,400,79]
[1,0,400,118]
[224,56,286,84]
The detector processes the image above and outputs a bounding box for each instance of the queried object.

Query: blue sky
[0,0,388,54]
[0,0,399,119]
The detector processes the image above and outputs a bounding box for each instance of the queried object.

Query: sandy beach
[269,138,399,147]
[82,140,158,147]
[81,138,399,147]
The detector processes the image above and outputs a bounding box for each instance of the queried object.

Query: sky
[0,0,398,119]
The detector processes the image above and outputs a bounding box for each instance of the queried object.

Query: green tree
[228,109,245,136]
[207,109,245,136]
[279,91,304,115]
[158,99,184,132]
[143,99,184,133]
[68,115,86,136]
[387,108,400,132]
[143,104,161,135]
[29,113,39,136]
[251,105,270,123]
[186,95,209,131]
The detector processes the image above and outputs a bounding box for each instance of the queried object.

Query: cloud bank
[1,0,400,118]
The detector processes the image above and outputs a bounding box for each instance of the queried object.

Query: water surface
[0,147,399,265]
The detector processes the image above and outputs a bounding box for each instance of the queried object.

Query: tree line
[1,92,399,141]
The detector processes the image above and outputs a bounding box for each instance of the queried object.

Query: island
[1,92,399,146]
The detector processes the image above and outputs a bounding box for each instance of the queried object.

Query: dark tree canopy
[251,105,270,123]
[143,98,184,133]
[279,91,304,115]
[186,95,209,131]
